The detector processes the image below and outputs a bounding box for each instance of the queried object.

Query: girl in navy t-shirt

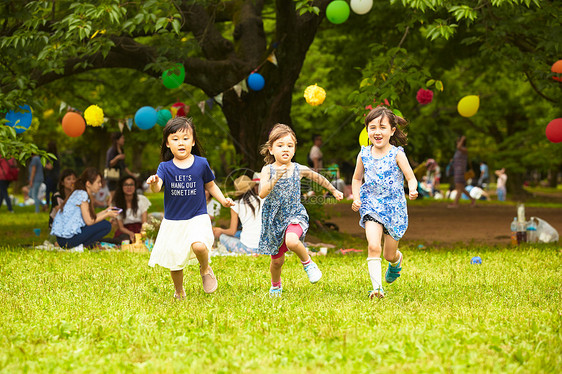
[147,117,234,299]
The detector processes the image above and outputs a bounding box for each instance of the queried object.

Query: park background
[1,1,561,372]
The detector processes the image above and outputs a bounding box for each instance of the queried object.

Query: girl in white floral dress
[351,107,418,299]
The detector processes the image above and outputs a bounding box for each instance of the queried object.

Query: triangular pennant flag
[214,93,223,106]
[241,79,249,93]
[118,121,124,133]
[233,84,242,97]
[197,101,206,115]
[267,52,278,66]
[59,101,67,113]
[126,118,133,131]
[205,98,214,110]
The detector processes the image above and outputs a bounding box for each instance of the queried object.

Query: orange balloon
[551,60,562,82]
[62,112,86,137]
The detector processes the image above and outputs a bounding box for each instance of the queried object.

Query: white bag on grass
[531,217,559,243]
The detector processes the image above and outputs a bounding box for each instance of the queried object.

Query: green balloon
[326,1,350,24]
[162,64,185,89]
[157,109,172,126]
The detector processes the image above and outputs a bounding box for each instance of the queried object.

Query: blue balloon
[470,256,482,264]
[134,106,157,130]
[5,105,32,134]
[247,73,265,91]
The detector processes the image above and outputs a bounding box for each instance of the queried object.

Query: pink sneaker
[201,267,218,294]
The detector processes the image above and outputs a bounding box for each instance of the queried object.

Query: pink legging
[272,224,303,259]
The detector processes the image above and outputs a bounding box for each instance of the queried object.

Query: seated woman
[112,176,151,243]
[51,167,120,249]
[212,175,263,254]
[49,168,77,229]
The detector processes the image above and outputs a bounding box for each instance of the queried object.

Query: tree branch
[524,71,556,103]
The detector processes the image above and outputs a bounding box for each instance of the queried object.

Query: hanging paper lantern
[326,1,350,24]
[359,127,370,146]
[247,73,265,91]
[5,105,32,134]
[545,118,562,143]
[350,0,373,15]
[304,84,327,106]
[156,109,172,127]
[162,64,186,89]
[551,60,562,82]
[61,112,86,137]
[416,88,433,105]
[84,105,104,127]
[457,95,479,117]
[134,106,157,130]
[170,102,189,117]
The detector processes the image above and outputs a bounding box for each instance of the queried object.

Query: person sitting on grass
[50,167,120,249]
[212,175,263,254]
[112,176,151,244]
[49,168,77,229]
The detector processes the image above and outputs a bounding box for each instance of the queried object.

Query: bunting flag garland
[267,52,278,66]
[197,101,206,115]
[240,79,249,93]
[126,118,133,131]
[233,83,242,97]
[118,121,124,133]
[213,93,223,106]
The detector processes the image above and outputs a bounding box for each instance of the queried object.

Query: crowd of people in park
[1,110,526,300]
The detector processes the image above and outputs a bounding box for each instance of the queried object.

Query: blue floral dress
[359,145,408,241]
[258,163,309,256]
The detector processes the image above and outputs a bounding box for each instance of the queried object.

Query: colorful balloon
[247,73,265,91]
[545,118,562,143]
[84,104,104,127]
[4,105,32,134]
[326,1,350,24]
[304,84,326,106]
[157,109,172,127]
[61,112,86,137]
[134,106,157,130]
[359,127,369,146]
[551,60,562,82]
[171,102,189,117]
[457,95,479,117]
[162,64,185,89]
[350,0,373,15]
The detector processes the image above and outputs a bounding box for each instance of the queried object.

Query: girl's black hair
[111,132,123,150]
[57,168,77,198]
[364,106,408,147]
[112,175,138,219]
[160,116,203,161]
[235,188,261,217]
[60,167,100,220]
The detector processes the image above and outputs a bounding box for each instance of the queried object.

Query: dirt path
[324,202,562,247]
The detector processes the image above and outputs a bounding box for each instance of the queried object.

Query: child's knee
[271,256,285,269]
[284,235,301,250]
[191,242,208,255]
[367,243,382,256]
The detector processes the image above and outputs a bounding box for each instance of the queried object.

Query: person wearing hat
[213,175,263,254]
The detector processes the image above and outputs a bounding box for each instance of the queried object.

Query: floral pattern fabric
[258,163,309,256]
[359,145,408,240]
[50,190,88,238]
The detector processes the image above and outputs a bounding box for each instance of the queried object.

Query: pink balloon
[545,118,562,143]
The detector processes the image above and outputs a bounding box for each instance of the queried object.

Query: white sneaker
[70,244,84,253]
[304,261,322,283]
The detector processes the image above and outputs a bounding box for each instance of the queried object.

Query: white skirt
[148,214,214,271]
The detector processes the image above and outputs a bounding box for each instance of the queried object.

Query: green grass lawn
[0,244,560,373]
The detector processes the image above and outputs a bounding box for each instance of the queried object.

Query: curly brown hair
[260,124,297,164]
[364,106,408,147]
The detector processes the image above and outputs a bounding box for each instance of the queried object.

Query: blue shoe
[304,261,322,283]
[369,287,385,299]
[385,253,402,284]
[269,286,283,297]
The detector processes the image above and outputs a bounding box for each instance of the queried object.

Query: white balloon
[350,0,373,15]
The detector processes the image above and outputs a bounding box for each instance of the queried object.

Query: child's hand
[409,189,418,200]
[222,197,235,207]
[274,164,288,179]
[351,199,361,212]
[104,207,120,219]
[332,190,344,201]
[146,174,159,185]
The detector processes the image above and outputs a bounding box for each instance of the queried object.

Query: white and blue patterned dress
[359,145,408,241]
[258,163,309,256]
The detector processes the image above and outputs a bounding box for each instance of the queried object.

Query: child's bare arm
[396,152,418,200]
[259,164,288,199]
[205,181,234,207]
[146,174,163,193]
[300,166,343,200]
[351,153,364,211]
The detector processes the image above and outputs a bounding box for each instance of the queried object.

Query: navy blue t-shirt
[156,156,215,221]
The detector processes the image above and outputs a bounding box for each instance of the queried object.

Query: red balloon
[546,118,562,143]
[551,60,562,82]
[62,112,86,137]
[171,102,190,117]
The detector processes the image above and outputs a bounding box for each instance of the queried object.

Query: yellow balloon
[457,95,480,117]
[359,127,370,146]
[304,84,326,106]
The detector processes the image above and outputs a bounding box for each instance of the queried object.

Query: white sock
[391,250,402,267]
[367,257,382,290]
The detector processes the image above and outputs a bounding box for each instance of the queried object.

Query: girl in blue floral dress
[351,107,418,299]
[258,124,344,296]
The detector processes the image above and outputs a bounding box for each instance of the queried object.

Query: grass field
[0,244,560,373]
